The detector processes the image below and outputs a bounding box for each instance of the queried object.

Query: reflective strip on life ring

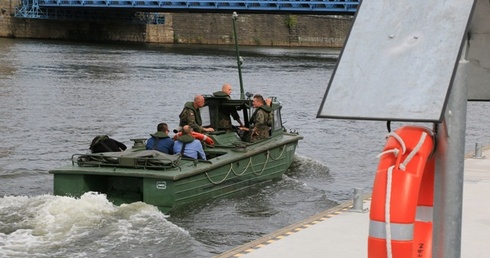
[173,132,215,145]
[368,126,435,258]
[369,205,433,239]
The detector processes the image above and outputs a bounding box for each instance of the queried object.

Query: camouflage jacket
[179,102,202,133]
[213,91,241,130]
[250,105,273,142]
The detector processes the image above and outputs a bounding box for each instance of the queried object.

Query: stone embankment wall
[172,13,352,47]
[0,0,174,42]
[0,0,13,37]
[0,0,352,47]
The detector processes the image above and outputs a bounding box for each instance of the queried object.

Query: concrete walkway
[216,149,490,257]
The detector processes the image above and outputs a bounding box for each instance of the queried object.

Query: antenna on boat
[232,12,245,100]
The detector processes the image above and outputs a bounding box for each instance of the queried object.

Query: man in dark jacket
[213,83,243,130]
[146,123,174,154]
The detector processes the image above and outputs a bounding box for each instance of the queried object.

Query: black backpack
[89,135,127,153]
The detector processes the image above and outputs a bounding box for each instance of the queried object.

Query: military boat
[49,12,302,213]
[49,94,303,213]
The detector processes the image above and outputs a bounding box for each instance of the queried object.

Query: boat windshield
[204,96,251,131]
[272,107,282,132]
[201,105,211,127]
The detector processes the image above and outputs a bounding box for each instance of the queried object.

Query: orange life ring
[173,132,214,146]
[368,126,435,258]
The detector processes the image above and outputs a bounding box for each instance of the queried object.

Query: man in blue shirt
[173,125,207,160]
[146,123,174,154]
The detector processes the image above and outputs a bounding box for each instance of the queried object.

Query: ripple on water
[2,39,490,257]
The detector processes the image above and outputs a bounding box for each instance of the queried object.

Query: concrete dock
[216,148,490,257]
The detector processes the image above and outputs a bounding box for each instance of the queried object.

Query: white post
[474,143,483,158]
[352,188,363,212]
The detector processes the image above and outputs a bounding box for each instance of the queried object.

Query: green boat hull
[50,133,301,213]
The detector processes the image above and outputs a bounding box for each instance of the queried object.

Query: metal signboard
[467,0,490,101]
[317,0,476,122]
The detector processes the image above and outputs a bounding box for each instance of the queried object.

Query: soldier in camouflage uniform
[213,83,243,131]
[179,95,214,133]
[240,94,273,142]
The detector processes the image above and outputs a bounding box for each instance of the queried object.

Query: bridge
[15,0,359,20]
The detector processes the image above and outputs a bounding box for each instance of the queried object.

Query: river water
[1,38,489,257]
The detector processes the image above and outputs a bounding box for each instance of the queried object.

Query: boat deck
[217,148,490,257]
[48,131,303,213]
[50,132,302,181]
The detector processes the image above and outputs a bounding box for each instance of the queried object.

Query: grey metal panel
[318,0,475,122]
[467,0,490,101]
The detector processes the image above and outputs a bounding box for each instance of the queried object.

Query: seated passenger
[173,125,207,160]
[239,94,273,142]
[90,135,127,153]
[146,123,174,154]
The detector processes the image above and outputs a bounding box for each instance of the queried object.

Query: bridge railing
[16,0,359,19]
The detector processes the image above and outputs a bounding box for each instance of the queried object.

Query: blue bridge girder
[15,0,359,19]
